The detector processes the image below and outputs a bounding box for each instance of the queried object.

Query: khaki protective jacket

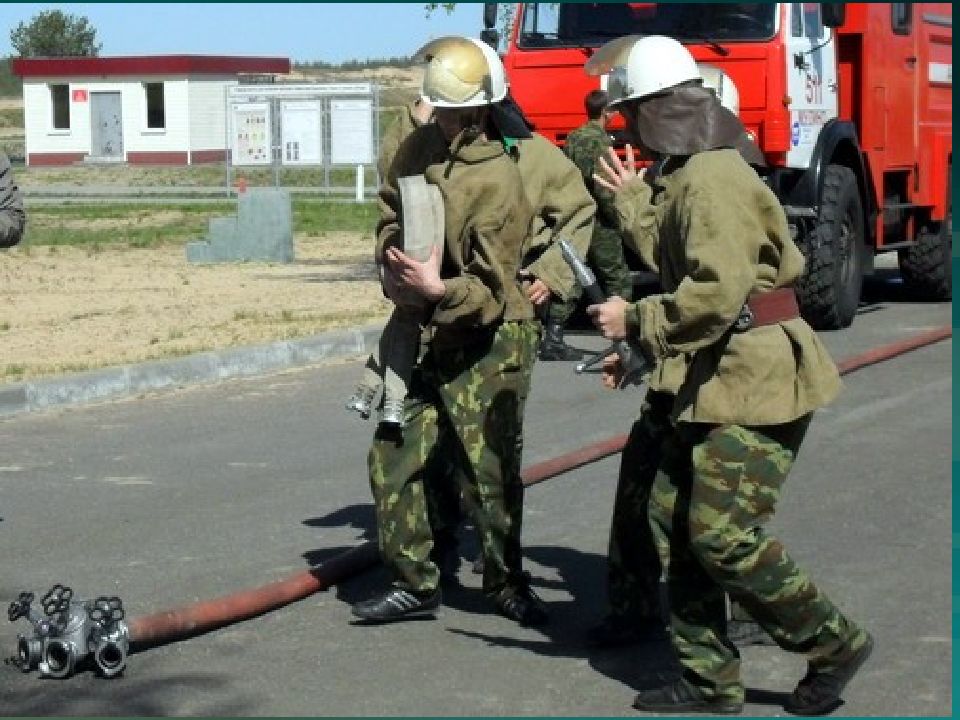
[377,124,534,347]
[377,101,427,180]
[615,148,841,425]
[514,133,595,302]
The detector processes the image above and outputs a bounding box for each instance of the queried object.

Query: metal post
[355,164,364,202]
[225,95,232,198]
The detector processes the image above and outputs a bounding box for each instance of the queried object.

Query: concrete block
[187,188,294,264]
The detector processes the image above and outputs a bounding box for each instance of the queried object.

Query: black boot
[538,323,583,361]
[784,632,875,716]
[632,678,743,715]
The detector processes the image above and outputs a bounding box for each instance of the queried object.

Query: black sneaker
[632,679,743,715]
[538,341,584,361]
[585,614,668,648]
[492,582,548,626]
[784,632,874,716]
[728,619,776,647]
[351,587,441,623]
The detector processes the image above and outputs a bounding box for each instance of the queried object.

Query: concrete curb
[0,322,384,418]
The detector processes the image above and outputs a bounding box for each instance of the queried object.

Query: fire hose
[8,325,951,677]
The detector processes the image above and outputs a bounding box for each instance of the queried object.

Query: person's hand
[586,295,629,341]
[600,353,624,390]
[519,270,551,307]
[385,245,445,303]
[594,145,644,194]
[379,263,422,309]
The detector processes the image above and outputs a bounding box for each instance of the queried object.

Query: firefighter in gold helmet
[350,36,547,626]
[586,35,872,715]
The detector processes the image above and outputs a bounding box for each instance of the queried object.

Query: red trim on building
[190,149,227,164]
[28,152,86,166]
[12,55,290,78]
[127,151,189,165]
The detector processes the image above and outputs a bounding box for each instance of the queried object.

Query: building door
[90,92,123,158]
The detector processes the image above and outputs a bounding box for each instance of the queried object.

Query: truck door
[884,2,919,168]
[784,2,838,169]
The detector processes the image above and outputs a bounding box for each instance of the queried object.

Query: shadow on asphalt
[303,503,377,542]
[2,672,252,716]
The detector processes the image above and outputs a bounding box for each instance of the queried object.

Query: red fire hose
[126,325,952,647]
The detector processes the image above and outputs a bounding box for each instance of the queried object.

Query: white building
[13,55,290,166]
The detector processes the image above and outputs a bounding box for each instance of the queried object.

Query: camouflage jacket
[617,149,841,425]
[562,119,619,230]
[514,133,595,302]
[377,124,535,345]
[0,152,24,248]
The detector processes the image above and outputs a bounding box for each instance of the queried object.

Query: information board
[280,101,323,165]
[330,98,373,165]
[231,102,271,165]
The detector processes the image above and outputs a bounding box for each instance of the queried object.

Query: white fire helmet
[415,36,508,108]
[698,63,740,116]
[584,35,701,107]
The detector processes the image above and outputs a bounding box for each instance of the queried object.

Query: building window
[892,3,912,35]
[145,82,165,129]
[50,84,70,129]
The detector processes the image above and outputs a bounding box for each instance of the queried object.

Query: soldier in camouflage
[587,36,873,715]
[539,89,633,361]
[351,36,546,626]
[0,152,25,248]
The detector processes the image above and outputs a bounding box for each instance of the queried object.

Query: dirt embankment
[0,232,391,381]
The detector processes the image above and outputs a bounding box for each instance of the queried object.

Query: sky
[0,3,483,63]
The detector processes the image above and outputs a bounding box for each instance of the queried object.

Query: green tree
[10,10,102,57]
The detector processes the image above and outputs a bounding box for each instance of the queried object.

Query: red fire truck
[483,3,953,329]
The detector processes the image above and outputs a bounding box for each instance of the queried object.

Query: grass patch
[18,160,382,188]
[296,200,378,234]
[21,200,378,247]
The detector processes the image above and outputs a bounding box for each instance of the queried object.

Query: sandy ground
[0,232,391,381]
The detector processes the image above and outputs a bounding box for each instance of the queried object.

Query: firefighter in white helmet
[351,36,548,626]
[586,35,872,715]
[585,52,769,651]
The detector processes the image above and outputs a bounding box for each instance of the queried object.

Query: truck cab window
[892,3,912,35]
[520,3,560,46]
[803,3,824,39]
[518,2,776,49]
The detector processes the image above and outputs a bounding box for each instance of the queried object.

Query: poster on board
[281,101,323,165]
[330,98,373,165]
[231,102,272,165]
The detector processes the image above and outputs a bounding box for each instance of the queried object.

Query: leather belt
[733,288,800,331]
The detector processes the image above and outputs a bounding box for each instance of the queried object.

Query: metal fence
[225,83,382,201]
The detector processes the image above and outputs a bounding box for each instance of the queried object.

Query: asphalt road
[0,271,952,716]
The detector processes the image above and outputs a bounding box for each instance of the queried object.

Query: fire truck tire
[796,164,865,330]
[898,168,952,301]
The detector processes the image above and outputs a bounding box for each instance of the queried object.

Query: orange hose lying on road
[126,325,952,647]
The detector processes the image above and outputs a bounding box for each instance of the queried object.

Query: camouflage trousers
[368,320,541,595]
[649,418,868,703]
[604,390,674,621]
[548,225,633,324]
[423,320,541,577]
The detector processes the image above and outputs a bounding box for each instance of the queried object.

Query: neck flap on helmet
[633,85,750,158]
